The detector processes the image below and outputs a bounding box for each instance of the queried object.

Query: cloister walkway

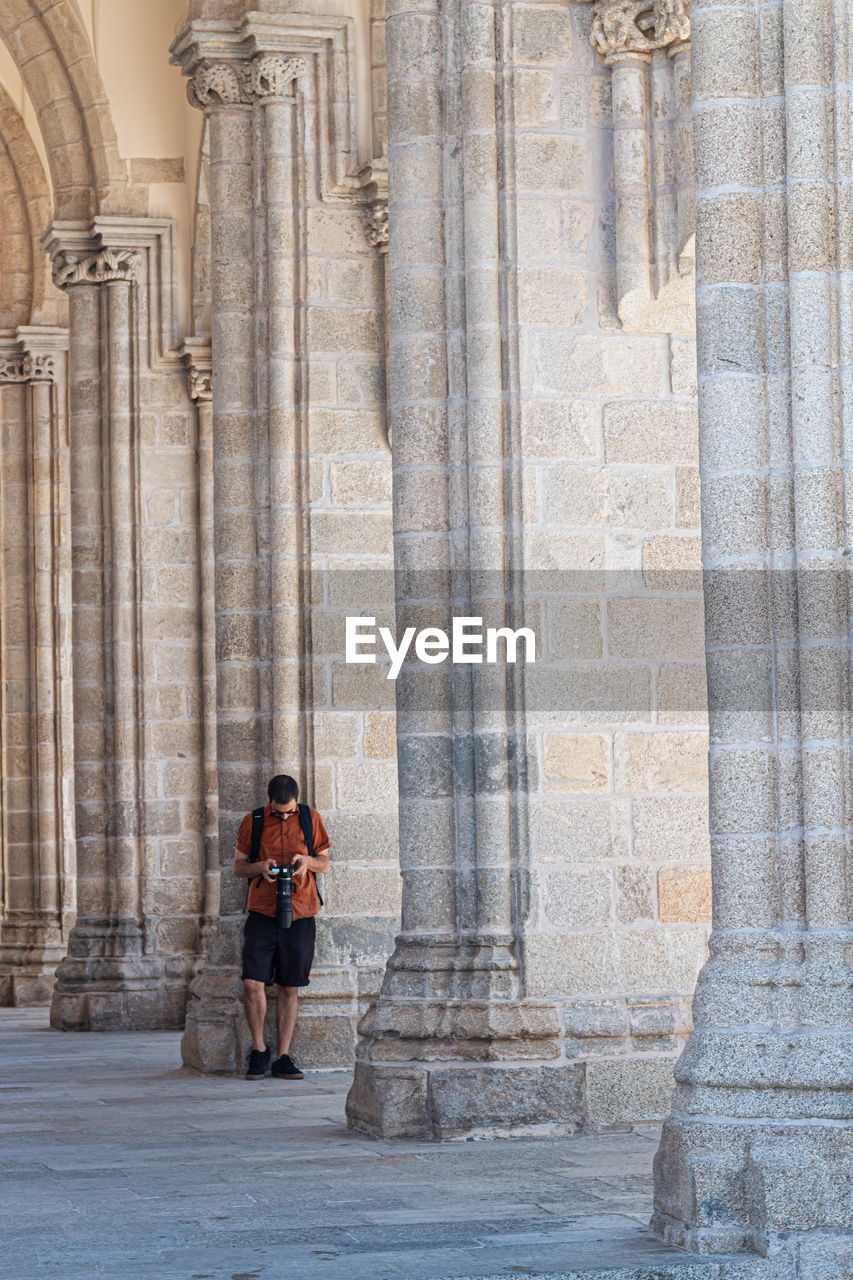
[0,1009,774,1280]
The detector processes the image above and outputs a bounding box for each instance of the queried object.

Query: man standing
[232,775,331,1080]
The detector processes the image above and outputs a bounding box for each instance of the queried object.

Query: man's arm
[233,849,277,882]
[290,849,330,877]
[292,813,330,878]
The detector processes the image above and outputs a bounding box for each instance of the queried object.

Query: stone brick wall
[137,366,206,981]
[511,2,710,1123]
[278,193,399,1063]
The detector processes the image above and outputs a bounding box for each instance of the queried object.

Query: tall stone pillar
[41,219,203,1031]
[344,0,577,1140]
[652,0,853,1269]
[169,43,296,1071]
[173,21,349,1072]
[45,236,162,1028]
[0,330,75,1006]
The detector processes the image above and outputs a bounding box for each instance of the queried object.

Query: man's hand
[290,853,309,878]
[233,854,278,882]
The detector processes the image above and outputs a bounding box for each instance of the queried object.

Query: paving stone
[0,1009,782,1280]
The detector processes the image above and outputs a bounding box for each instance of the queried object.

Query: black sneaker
[246,1046,271,1079]
[271,1053,304,1080]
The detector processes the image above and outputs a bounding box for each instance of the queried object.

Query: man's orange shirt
[236,805,330,920]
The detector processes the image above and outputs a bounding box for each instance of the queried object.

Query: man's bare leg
[276,986,299,1056]
[243,979,267,1051]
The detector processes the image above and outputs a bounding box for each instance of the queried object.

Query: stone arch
[0,82,64,328]
[0,0,129,219]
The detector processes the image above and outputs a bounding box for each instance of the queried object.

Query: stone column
[611,50,654,317]
[171,36,316,1073]
[652,0,853,1269]
[46,238,161,1030]
[344,0,577,1140]
[181,340,218,954]
[0,331,75,1006]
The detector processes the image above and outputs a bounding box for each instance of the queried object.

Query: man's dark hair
[268,774,299,804]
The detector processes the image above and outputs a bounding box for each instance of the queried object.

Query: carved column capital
[364,200,389,251]
[186,61,244,111]
[0,328,65,383]
[590,0,689,65]
[358,159,389,252]
[187,54,307,111]
[0,352,56,384]
[242,54,307,102]
[180,339,213,404]
[52,248,141,289]
[656,0,690,52]
[24,354,57,384]
[188,367,212,403]
[591,0,656,63]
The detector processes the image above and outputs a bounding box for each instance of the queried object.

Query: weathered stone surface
[587,1056,677,1126]
[427,1063,584,1139]
[544,733,610,793]
[650,0,853,1259]
[657,865,711,924]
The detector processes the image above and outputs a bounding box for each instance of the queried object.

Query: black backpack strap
[249,807,265,861]
[297,804,314,857]
[242,807,266,911]
[298,804,324,908]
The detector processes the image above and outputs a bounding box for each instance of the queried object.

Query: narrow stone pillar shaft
[652,0,853,1267]
[671,45,693,267]
[103,277,144,930]
[207,96,270,816]
[611,55,653,315]
[345,0,572,1141]
[182,342,218,946]
[198,389,218,933]
[650,50,678,290]
[262,87,303,776]
[28,373,63,922]
[0,332,74,1006]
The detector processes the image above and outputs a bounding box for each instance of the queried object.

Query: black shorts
[241,911,316,987]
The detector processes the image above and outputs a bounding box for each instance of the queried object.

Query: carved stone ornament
[364,199,389,250]
[188,366,213,402]
[0,352,56,383]
[241,54,307,101]
[188,55,307,110]
[590,0,689,63]
[187,61,243,110]
[52,248,142,289]
[357,158,389,252]
[655,0,690,46]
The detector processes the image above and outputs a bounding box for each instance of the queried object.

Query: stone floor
[0,1009,781,1280]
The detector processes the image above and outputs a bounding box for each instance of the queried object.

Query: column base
[652,1114,853,1257]
[0,919,66,1007]
[346,936,578,1138]
[180,914,364,1073]
[49,919,180,1030]
[347,1057,583,1140]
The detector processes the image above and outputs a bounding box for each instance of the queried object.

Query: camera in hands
[267,866,293,930]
